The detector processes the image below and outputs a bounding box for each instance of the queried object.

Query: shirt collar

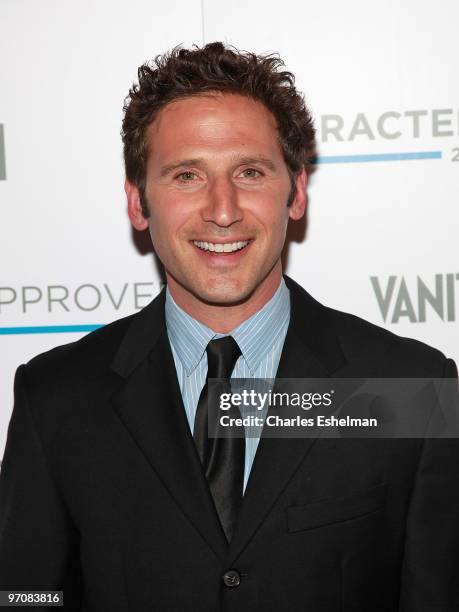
[165,277,290,376]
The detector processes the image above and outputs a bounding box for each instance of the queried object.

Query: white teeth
[193,240,249,253]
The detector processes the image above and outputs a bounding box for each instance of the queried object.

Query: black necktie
[193,336,245,542]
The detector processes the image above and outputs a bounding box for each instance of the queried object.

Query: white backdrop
[1,0,458,458]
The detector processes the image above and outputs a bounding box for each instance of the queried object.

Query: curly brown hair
[121,42,316,218]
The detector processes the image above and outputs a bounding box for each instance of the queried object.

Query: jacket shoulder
[285,273,452,376]
[21,312,137,389]
[327,305,453,377]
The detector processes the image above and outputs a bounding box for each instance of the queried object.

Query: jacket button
[222,569,241,588]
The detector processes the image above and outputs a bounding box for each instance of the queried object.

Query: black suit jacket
[0,275,458,611]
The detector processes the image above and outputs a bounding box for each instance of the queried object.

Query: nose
[201,175,243,228]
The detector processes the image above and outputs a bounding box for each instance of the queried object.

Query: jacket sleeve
[399,358,459,611]
[0,364,82,610]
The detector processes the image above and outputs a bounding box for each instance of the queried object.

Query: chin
[192,277,255,306]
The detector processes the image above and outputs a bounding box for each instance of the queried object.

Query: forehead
[147,93,281,159]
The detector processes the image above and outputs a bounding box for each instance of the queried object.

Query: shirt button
[222,569,241,588]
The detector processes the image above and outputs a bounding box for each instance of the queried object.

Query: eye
[176,171,198,182]
[240,168,262,179]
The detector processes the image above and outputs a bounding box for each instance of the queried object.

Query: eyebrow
[159,159,202,178]
[159,156,277,178]
[236,156,277,172]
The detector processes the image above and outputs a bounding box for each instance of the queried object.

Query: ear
[288,167,307,221]
[125,180,149,231]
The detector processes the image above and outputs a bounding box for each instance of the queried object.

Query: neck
[167,265,283,333]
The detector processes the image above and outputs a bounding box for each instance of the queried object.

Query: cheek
[250,197,289,236]
[247,184,289,215]
[149,200,191,240]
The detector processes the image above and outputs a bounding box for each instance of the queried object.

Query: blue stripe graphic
[0,324,103,335]
[314,151,442,164]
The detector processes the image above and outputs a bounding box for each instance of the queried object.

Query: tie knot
[206,336,241,380]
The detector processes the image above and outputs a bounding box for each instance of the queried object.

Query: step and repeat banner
[1,0,457,456]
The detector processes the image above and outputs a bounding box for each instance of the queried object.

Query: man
[0,42,458,611]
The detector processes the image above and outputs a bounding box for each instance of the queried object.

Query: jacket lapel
[226,275,347,565]
[110,289,228,561]
[108,275,349,566]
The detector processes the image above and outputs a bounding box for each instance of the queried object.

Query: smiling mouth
[192,240,250,253]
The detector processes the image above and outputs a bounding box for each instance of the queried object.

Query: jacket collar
[111,274,345,380]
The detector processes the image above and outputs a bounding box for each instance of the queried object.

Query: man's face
[127,93,306,306]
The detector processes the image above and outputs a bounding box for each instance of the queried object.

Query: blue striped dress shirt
[165,277,291,493]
